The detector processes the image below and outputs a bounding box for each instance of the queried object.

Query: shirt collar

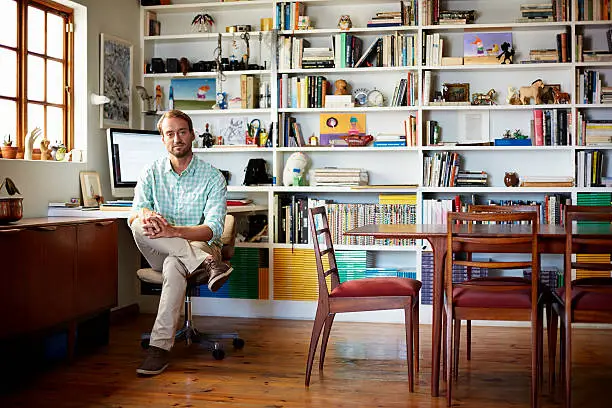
[163,154,198,176]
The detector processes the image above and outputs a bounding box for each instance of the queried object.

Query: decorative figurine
[496,41,514,64]
[337,15,352,30]
[309,134,319,146]
[215,92,227,109]
[334,79,350,95]
[180,57,190,76]
[506,86,522,105]
[283,152,309,186]
[552,87,571,104]
[191,12,214,32]
[519,79,544,105]
[471,89,497,105]
[504,171,520,187]
[154,85,163,111]
[512,129,528,139]
[40,137,52,161]
[24,127,42,160]
[200,123,214,148]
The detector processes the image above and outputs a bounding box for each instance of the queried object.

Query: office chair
[137,214,243,360]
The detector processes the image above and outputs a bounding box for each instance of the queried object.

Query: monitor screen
[106,128,166,198]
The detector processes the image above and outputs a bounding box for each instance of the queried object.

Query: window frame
[0,0,74,149]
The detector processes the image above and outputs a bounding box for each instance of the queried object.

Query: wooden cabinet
[0,218,118,340]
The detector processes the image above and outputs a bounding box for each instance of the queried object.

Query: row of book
[532,109,571,147]
[353,33,419,68]
[278,74,327,109]
[576,112,612,146]
[423,33,443,66]
[576,150,610,187]
[275,2,306,31]
[578,70,610,104]
[390,72,418,106]
[576,0,612,21]
[423,152,488,188]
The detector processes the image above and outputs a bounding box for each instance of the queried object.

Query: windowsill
[0,157,87,164]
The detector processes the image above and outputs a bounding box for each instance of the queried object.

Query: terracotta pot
[0,197,23,223]
[1,146,18,159]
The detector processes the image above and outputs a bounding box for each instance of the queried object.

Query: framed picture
[540,83,561,104]
[171,77,217,110]
[80,171,103,208]
[443,83,470,102]
[457,110,490,145]
[100,33,133,129]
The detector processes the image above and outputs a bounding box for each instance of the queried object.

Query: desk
[345,223,568,397]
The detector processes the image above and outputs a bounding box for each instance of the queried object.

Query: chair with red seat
[305,206,422,390]
[445,211,544,407]
[549,205,612,408]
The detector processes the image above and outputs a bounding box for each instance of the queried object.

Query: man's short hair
[156,109,194,134]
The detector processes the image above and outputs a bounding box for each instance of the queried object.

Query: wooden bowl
[0,197,23,223]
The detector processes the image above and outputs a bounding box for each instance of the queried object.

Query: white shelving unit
[137,0,612,322]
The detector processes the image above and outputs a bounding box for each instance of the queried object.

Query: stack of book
[585,120,612,145]
[602,87,612,104]
[455,171,488,187]
[527,49,559,63]
[99,200,133,211]
[302,47,334,69]
[311,168,368,186]
[517,3,553,22]
[438,9,476,24]
[373,134,406,147]
[367,11,402,27]
[519,176,574,187]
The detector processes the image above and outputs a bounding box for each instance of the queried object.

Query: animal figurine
[506,87,521,105]
[334,79,349,95]
[519,79,544,105]
[283,152,309,186]
[24,127,42,160]
[472,89,497,105]
[552,87,570,104]
[496,41,514,64]
[337,15,352,30]
[180,57,190,76]
[40,137,53,161]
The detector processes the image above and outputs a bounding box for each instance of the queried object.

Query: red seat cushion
[330,278,421,298]
[557,278,612,311]
[453,278,532,308]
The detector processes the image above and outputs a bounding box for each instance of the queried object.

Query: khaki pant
[130,219,221,351]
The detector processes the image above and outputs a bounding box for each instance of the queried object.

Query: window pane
[27,6,45,54]
[46,13,64,59]
[0,48,16,97]
[46,106,63,144]
[47,60,63,104]
[27,55,44,101]
[0,99,16,143]
[27,103,45,138]
[0,0,17,48]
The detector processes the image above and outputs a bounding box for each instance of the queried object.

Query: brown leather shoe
[136,346,169,376]
[202,257,233,292]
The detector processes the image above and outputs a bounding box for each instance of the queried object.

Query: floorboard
[2,315,612,407]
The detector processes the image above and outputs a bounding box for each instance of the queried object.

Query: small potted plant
[1,134,18,159]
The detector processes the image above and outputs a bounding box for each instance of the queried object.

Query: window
[0,0,74,149]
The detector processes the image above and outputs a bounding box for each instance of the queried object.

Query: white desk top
[47,204,267,219]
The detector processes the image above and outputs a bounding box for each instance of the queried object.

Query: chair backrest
[221,214,237,262]
[445,211,539,306]
[564,206,612,297]
[468,204,541,224]
[308,206,340,301]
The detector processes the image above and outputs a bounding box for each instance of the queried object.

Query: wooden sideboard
[0,217,118,340]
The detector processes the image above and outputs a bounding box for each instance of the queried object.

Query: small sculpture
[154,85,163,111]
[199,123,214,148]
[334,79,349,95]
[496,41,514,64]
[191,12,214,32]
[519,79,544,105]
[283,152,309,186]
[215,92,227,109]
[472,89,496,105]
[179,57,190,76]
[40,138,52,161]
[337,15,352,30]
[24,127,42,160]
[504,172,520,187]
[552,88,570,104]
[506,87,521,105]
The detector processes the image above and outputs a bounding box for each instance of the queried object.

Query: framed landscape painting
[100,33,133,128]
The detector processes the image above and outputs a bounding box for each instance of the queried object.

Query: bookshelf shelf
[228,186,272,193]
[144,31,265,42]
[227,204,269,213]
[193,147,274,153]
[422,145,574,151]
[278,66,415,74]
[143,0,273,13]
[277,146,419,152]
[575,62,612,67]
[422,104,563,111]
[278,25,418,36]
[422,63,573,71]
[178,108,272,116]
[274,186,418,193]
[575,103,612,108]
[421,21,571,31]
[279,106,417,113]
[421,187,576,194]
[144,70,271,79]
[574,20,612,27]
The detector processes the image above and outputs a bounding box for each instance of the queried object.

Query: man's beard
[169,144,190,158]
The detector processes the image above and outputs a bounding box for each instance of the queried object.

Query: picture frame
[457,110,490,145]
[540,83,561,105]
[171,77,217,110]
[100,33,133,129]
[443,83,470,103]
[80,171,103,208]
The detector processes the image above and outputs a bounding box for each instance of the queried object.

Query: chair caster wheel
[233,338,245,349]
[141,339,150,349]
[212,348,225,360]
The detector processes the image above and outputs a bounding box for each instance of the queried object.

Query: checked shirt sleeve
[202,168,227,243]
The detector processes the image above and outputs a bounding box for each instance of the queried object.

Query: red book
[533,110,544,146]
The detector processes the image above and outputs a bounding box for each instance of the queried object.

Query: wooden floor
[2,315,612,407]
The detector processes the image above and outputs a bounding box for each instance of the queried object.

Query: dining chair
[549,205,612,408]
[445,211,543,407]
[306,206,422,390]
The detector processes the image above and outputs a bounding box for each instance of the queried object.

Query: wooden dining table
[344,223,573,397]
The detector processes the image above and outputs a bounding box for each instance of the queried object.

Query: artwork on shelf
[463,31,512,65]
[170,77,217,110]
[80,171,103,208]
[443,83,470,103]
[100,33,133,128]
[540,83,561,104]
[319,113,366,146]
[213,116,247,145]
[457,111,490,145]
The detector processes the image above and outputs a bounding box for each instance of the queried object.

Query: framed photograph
[540,83,561,105]
[443,83,470,103]
[171,77,217,110]
[80,171,103,208]
[457,110,490,145]
[100,33,133,129]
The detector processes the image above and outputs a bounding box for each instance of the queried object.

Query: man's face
[160,116,195,159]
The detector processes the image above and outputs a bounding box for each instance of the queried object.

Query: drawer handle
[35,226,57,231]
[0,228,24,233]
[95,221,114,227]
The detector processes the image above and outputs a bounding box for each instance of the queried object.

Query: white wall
[0,0,141,217]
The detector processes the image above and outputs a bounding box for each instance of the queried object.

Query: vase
[1,146,18,159]
[504,172,519,187]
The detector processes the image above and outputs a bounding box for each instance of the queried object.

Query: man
[129,109,232,376]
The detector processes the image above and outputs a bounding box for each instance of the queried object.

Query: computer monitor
[106,128,166,198]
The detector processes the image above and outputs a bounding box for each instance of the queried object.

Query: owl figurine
[337,15,352,30]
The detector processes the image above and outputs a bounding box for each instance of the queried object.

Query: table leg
[428,236,446,397]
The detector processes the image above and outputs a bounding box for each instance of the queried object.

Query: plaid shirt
[131,155,227,245]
